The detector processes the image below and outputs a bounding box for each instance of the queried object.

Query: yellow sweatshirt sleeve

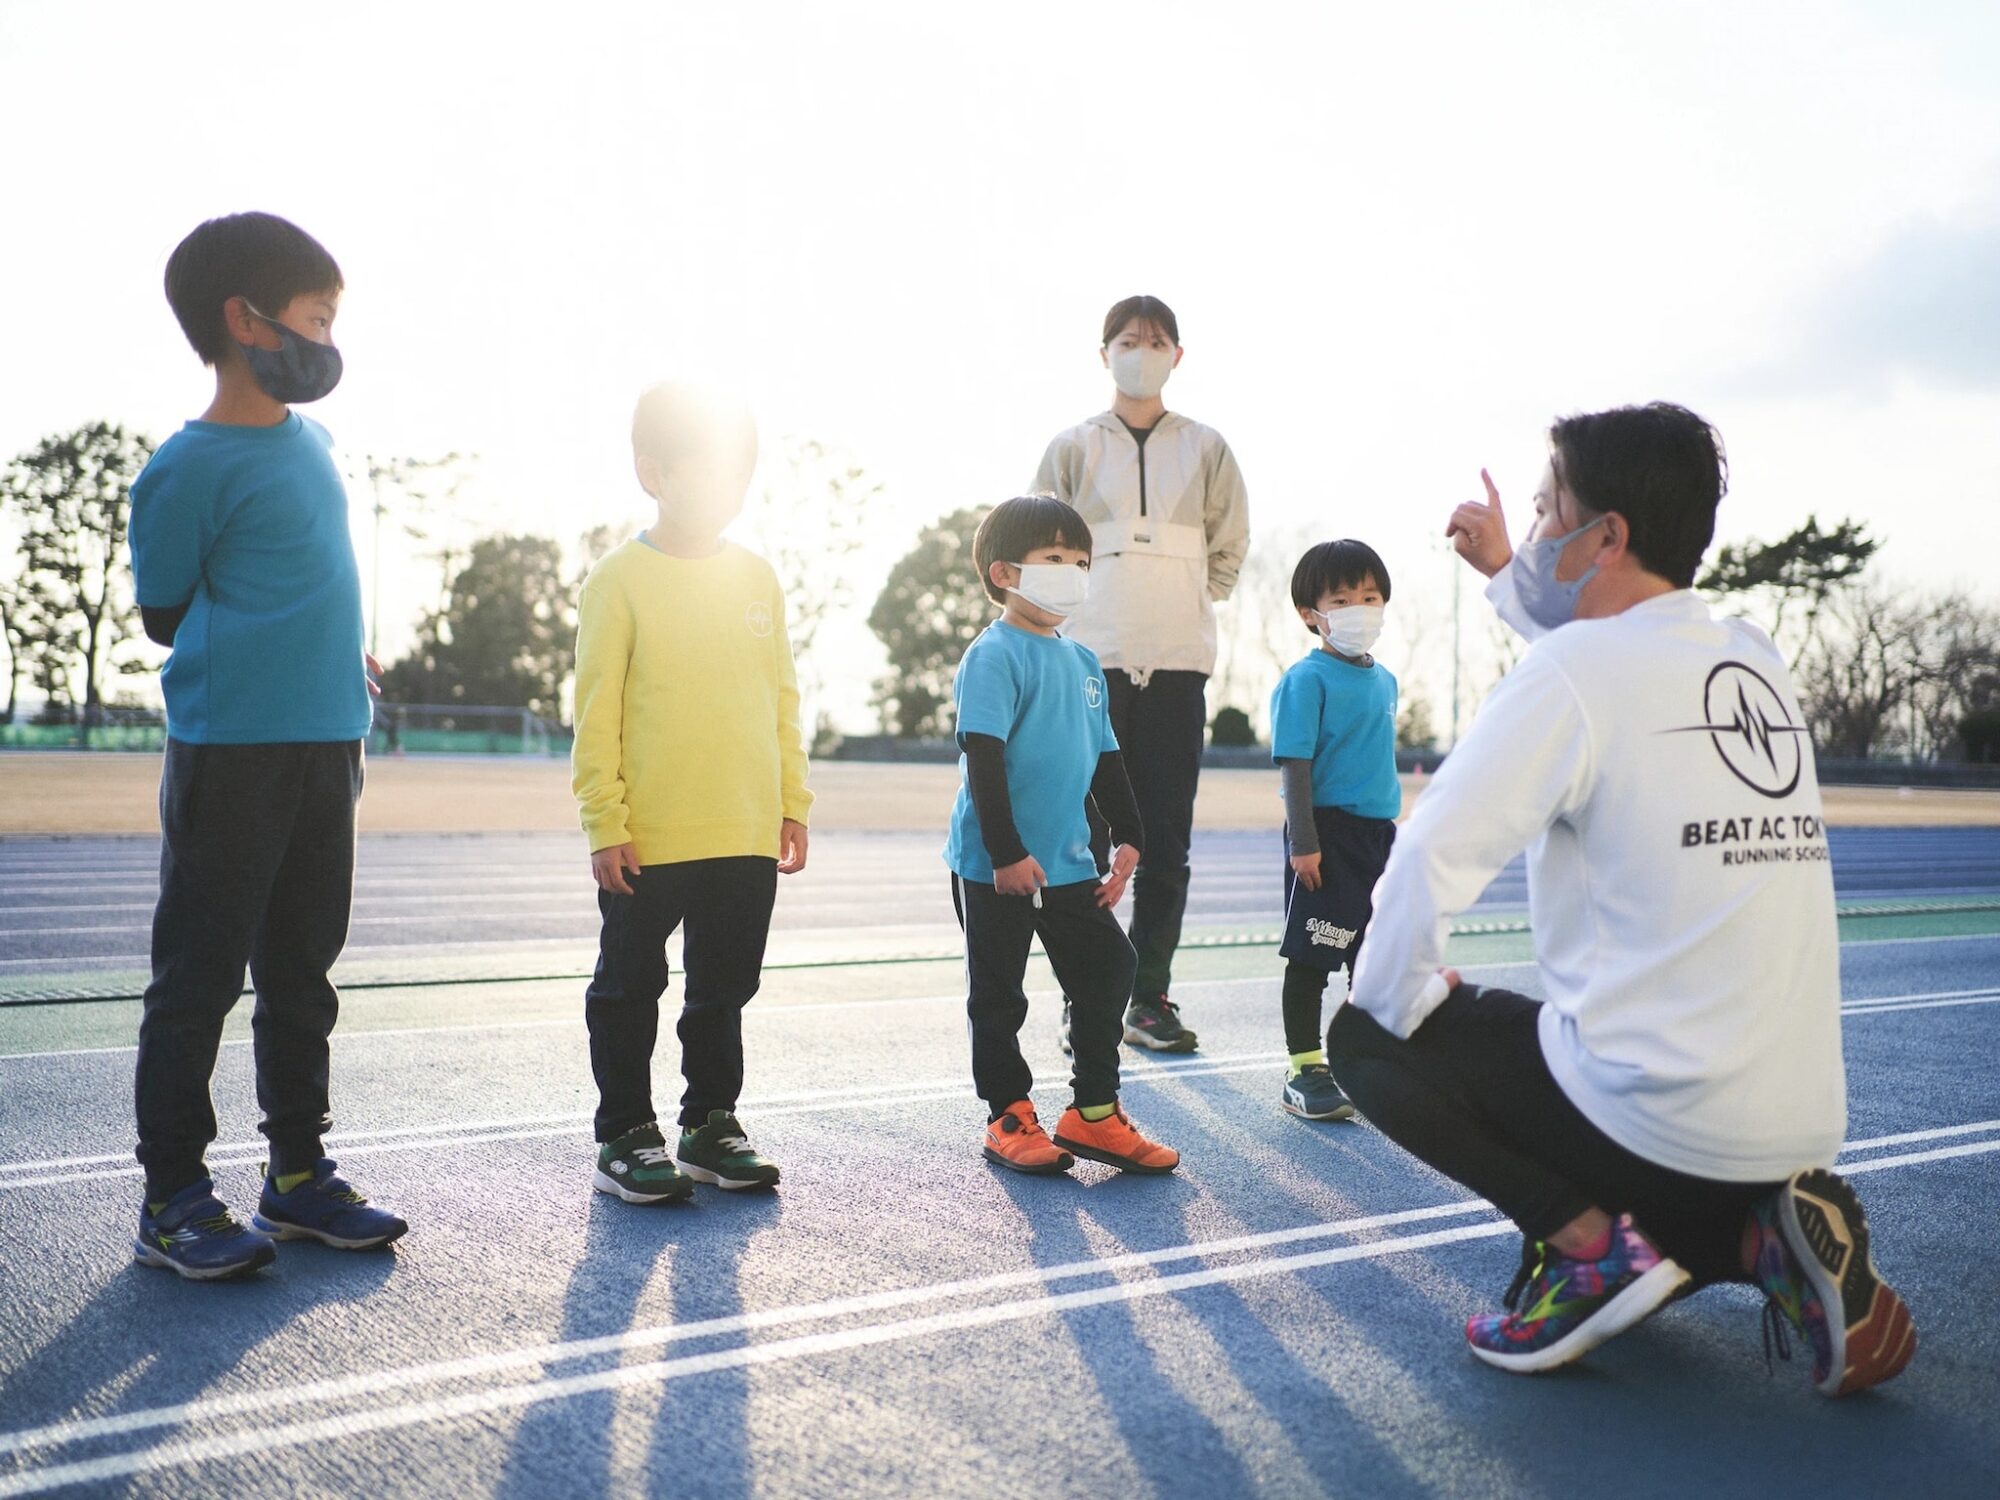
[771,573,815,826]
[570,567,635,852]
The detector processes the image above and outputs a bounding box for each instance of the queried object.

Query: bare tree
[737,437,885,744]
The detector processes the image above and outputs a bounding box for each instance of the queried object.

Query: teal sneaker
[594,1124,695,1204]
[677,1111,781,1191]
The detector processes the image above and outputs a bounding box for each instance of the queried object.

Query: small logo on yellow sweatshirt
[746,603,773,638]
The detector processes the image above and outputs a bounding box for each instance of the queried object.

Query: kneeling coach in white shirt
[1330,402,1914,1397]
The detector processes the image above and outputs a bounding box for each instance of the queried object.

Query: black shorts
[1279,806,1395,971]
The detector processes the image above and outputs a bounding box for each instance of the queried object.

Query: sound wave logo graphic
[1662,661,1811,798]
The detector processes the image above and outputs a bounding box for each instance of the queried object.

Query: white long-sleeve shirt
[1033,412,1250,675]
[1350,587,1846,1182]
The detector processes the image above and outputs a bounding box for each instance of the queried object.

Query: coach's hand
[364,651,384,697]
[591,842,642,896]
[994,855,1048,899]
[1446,469,1514,578]
[1290,850,1323,892]
[1097,843,1139,908]
[779,819,809,874]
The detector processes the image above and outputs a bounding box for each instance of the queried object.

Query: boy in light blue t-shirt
[945,497,1181,1177]
[1268,538,1402,1124]
[125,212,404,1281]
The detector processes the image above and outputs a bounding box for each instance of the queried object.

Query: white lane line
[5,1222,1519,1496]
[0,1199,1501,1463]
[0,1057,1293,1190]
[6,1122,1995,1500]
[0,958,1971,1068]
[1841,1119,2000,1152]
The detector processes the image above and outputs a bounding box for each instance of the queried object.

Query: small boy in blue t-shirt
[945,496,1180,1176]
[125,212,405,1280]
[1268,539,1402,1124]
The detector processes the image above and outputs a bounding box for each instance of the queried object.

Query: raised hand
[1445,468,1514,578]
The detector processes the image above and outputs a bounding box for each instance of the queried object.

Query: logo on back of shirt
[1084,676,1103,709]
[1661,661,1810,799]
[745,602,773,638]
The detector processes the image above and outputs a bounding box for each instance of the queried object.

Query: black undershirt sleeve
[1280,758,1320,855]
[958,732,1030,870]
[140,602,190,648]
[1089,750,1144,853]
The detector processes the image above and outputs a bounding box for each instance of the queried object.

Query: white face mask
[1314,605,1384,656]
[1108,345,1175,400]
[1008,562,1089,618]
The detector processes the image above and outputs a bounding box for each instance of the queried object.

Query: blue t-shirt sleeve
[1270,664,1322,761]
[128,448,214,609]
[953,639,1020,740]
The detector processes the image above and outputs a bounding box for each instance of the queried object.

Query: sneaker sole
[678,1161,780,1191]
[250,1214,408,1251]
[592,1169,694,1204]
[982,1145,1074,1175]
[1281,1092,1358,1122]
[1780,1169,1917,1397]
[1467,1258,1691,1374]
[133,1238,276,1281]
[1051,1133,1179,1175]
[1122,1026,1198,1053]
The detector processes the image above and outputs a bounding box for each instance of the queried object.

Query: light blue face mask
[1509,514,1608,630]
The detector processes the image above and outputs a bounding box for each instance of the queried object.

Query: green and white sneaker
[594,1123,695,1204]
[677,1111,781,1191]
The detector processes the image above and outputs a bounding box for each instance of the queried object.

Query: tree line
[5,421,1996,762]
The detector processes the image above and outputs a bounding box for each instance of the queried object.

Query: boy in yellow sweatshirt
[571,382,812,1202]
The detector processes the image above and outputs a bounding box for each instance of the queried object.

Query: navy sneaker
[253,1158,408,1250]
[1281,1064,1358,1121]
[134,1178,275,1281]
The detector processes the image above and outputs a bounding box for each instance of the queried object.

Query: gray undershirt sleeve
[1280,758,1319,856]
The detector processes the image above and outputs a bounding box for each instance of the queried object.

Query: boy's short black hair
[630,381,759,486]
[973,495,1094,604]
[1102,294,1179,347]
[1548,402,1728,589]
[164,212,343,365]
[1291,539,1391,631]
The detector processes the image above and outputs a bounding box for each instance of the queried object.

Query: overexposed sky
[3,1,1998,730]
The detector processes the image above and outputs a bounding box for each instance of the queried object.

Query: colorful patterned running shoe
[253,1159,408,1250]
[1123,995,1198,1053]
[595,1123,696,1204]
[1752,1169,1916,1397]
[135,1179,275,1281]
[1465,1215,1689,1373]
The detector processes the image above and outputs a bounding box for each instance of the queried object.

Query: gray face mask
[1509,514,1608,630]
[242,303,343,404]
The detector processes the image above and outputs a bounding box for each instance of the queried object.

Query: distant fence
[0,704,572,757]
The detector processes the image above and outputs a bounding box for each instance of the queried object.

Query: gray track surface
[5,826,1998,977]
[1,827,1997,1498]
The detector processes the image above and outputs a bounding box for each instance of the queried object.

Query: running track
[0,828,1996,1497]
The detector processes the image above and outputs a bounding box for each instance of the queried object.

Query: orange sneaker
[983,1101,1074,1175]
[1052,1105,1179,1174]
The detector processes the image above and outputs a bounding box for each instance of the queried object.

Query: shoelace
[1760,1298,1795,1375]
[192,1209,244,1237]
[715,1135,751,1155]
[633,1145,674,1166]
